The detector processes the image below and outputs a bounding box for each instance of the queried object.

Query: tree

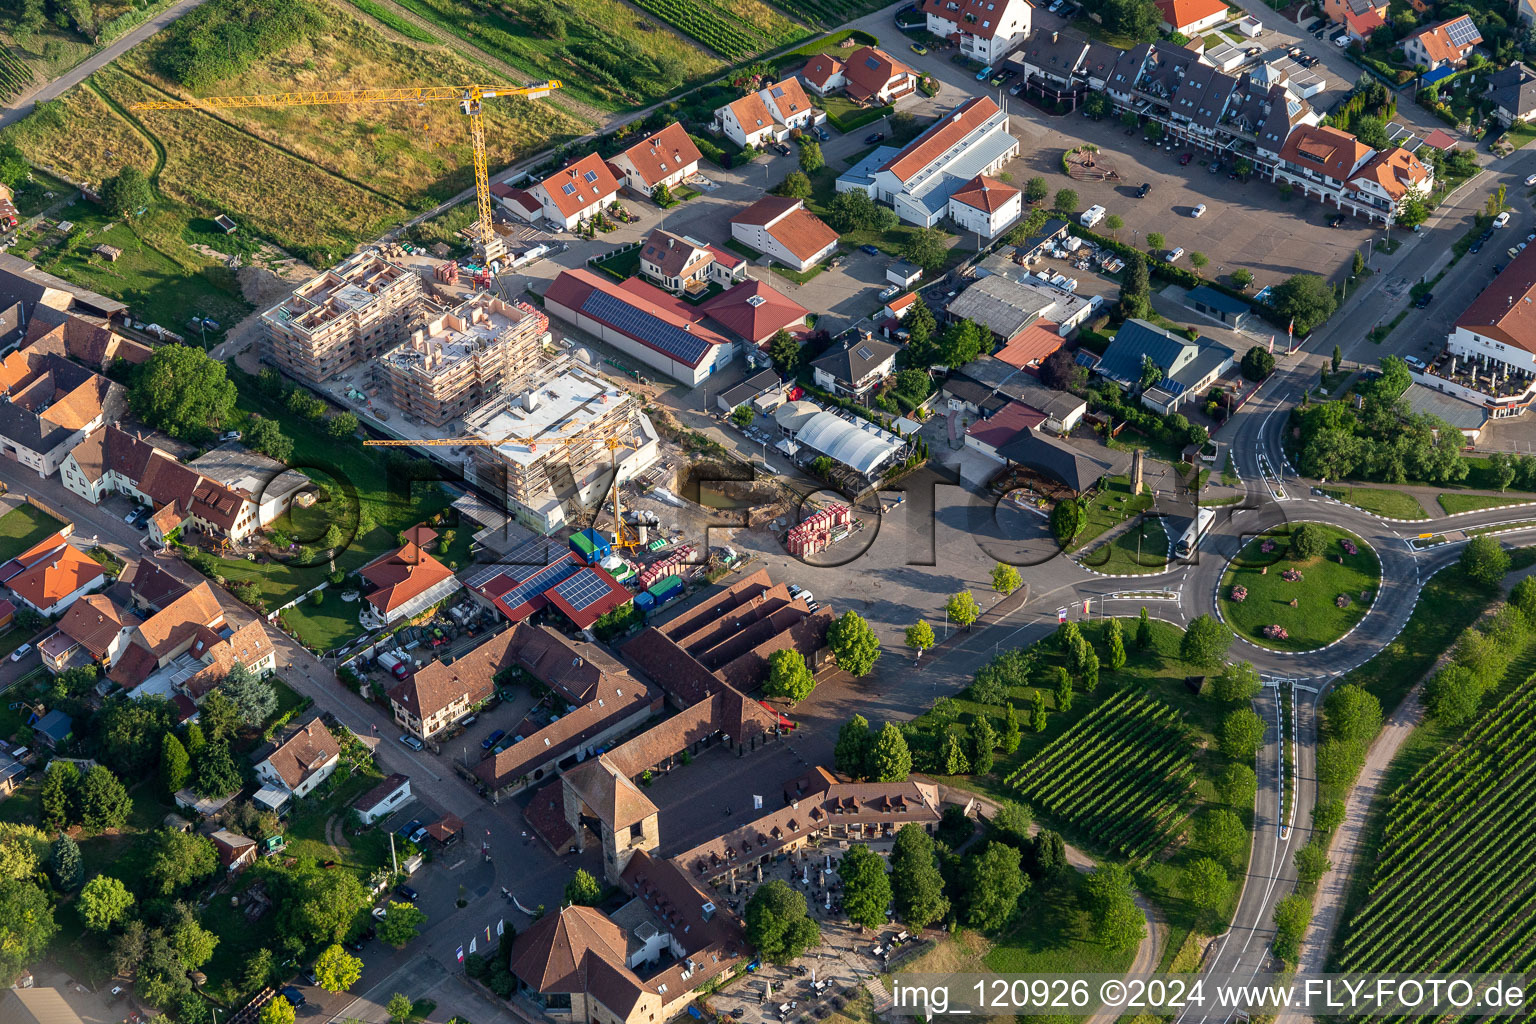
[901,227,949,274]
[969,715,996,775]
[224,667,278,726]
[1083,91,1111,118]
[50,835,82,891]
[1323,684,1381,750]
[730,404,753,428]
[194,741,242,799]
[1031,689,1047,732]
[1105,618,1126,671]
[1272,894,1311,963]
[1184,857,1228,910]
[798,140,824,173]
[244,949,277,993]
[41,760,79,831]
[904,620,935,656]
[1397,195,1429,230]
[1313,799,1344,834]
[283,866,370,945]
[196,697,234,744]
[1490,451,1517,492]
[172,914,219,972]
[745,880,821,963]
[1040,347,1086,392]
[838,844,893,930]
[77,765,133,833]
[1460,534,1510,588]
[1427,664,1482,726]
[1146,231,1165,251]
[1231,267,1254,289]
[828,610,881,677]
[245,417,293,463]
[651,182,673,206]
[129,345,238,440]
[564,869,602,907]
[79,875,134,931]
[1055,668,1074,714]
[1241,346,1275,381]
[777,171,812,200]
[259,1001,296,1024]
[946,590,980,630]
[1050,497,1084,543]
[835,715,874,779]
[1194,808,1247,865]
[765,648,816,703]
[1269,273,1338,335]
[991,562,1021,596]
[935,317,986,367]
[962,842,1028,932]
[327,412,360,440]
[1214,661,1260,702]
[870,722,912,782]
[1189,252,1210,271]
[1053,188,1079,215]
[387,994,414,1024]
[1180,615,1232,669]
[160,733,191,795]
[1219,708,1265,760]
[768,329,801,374]
[939,730,969,774]
[379,901,427,947]
[1294,844,1330,885]
[147,829,217,896]
[1352,114,1390,149]
[1120,253,1151,320]
[1001,702,1022,753]
[989,800,1032,848]
[1083,864,1144,954]
[1032,830,1067,877]
[1136,607,1152,650]
[1217,763,1257,807]
[889,824,948,928]
[905,294,937,347]
[302,943,363,994]
[102,166,152,218]
[1103,213,1124,238]
[1024,176,1049,203]
[0,878,56,983]
[1289,523,1325,559]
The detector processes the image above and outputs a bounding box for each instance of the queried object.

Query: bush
[1289,523,1325,559]
[1241,346,1275,381]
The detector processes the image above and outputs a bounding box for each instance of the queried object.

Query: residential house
[757,78,816,132]
[20,304,152,371]
[0,349,124,478]
[358,538,461,626]
[354,773,412,825]
[920,0,1032,64]
[389,628,516,740]
[713,91,780,149]
[965,398,1048,461]
[100,582,277,696]
[1402,16,1481,70]
[810,334,898,402]
[728,196,840,272]
[210,829,258,872]
[836,97,1019,228]
[544,269,738,385]
[1487,63,1536,126]
[38,592,141,675]
[1273,124,1432,226]
[3,538,106,616]
[1322,0,1387,39]
[253,713,341,799]
[1154,0,1230,36]
[1523,0,1535,27]
[698,278,809,347]
[606,122,702,199]
[946,173,1022,238]
[802,47,918,103]
[178,619,279,702]
[637,230,746,296]
[1094,318,1237,414]
[515,154,623,230]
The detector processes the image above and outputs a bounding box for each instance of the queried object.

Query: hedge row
[826,102,894,133]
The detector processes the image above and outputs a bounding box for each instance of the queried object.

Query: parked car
[1334,33,1350,46]
[909,42,927,54]
[1525,173,1536,187]
[1136,182,1151,198]
[1165,247,1185,262]
[859,243,880,255]
[1494,212,1511,228]
[1404,355,1428,369]
[399,733,424,751]
[1179,152,1193,165]
[975,65,993,81]
[1009,82,1024,95]
[815,126,830,141]
[1471,240,1483,253]
[1509,247,1521,259]
[281,988,306,1008]
[879,283,900,300]
[1208,160,1221,174]
[219,430,242,442]
[482,728,507,750]
[371,906,388,921]
[396,884,420,902]
[1413,293,1433,308]
[1192,203,1206,217]
[459,714,478,728]
[864,132,885,144]
[10,643,31,662]
[1001,68,1018,78]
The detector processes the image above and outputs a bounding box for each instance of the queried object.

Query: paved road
[0,0,211,131]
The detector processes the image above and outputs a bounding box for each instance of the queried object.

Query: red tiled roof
[7,544,104,610]
[995,319,1063,368]
[700,278,809,343]
[1407,15,1481,65]
[765,210,839,263]
[761,77,812,121]
[55,592,138,660]
[544,269,732,370]
[388,625,515,722]
[1350,146,1430,200]
[1422,128,1458,150]
[1456,244,1536,353]
[948,173,1020,213]
[533,153,622,219]
[801,54,843,90]
[1344,6,1385,36]
[613,122,701,188]
[508,905,630,994]
[360,540,456,615]
[887,292,917,315]
[258,714,340,790]
[729,195,800,228]
[1154,0,1227,30]
[967,399,1046,449]
[725,91,775,135]
[879,97,1000,183]
[1278,124,1372,183]
[843,46,914,100]
[918,0,1020,38]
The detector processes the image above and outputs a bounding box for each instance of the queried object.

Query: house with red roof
[801,47,918,104]
[1322,0,1388,39]
[637,229,746,296]
[1402,16,1481,71]
[516,153,622,230]
[4,540,105,616]
[606,122,702,200]
[728,196,840,272]
[1154,0,1229,36]
[1273,124,1432,226]
[946,173,1023,238]
[698,278,809,346]
[713,79,818,148]
[358,538,462,626]
[920,0,1032,64]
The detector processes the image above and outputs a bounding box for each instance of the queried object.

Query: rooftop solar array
[553,569,613,612]
[1445,16,1479,47]
[499,556,582,612]
[463,562,510,591]
[581,289,711,366]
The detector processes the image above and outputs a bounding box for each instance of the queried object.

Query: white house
[254,714,341,799]
[836,97,1019,228]
[946,173,1023,238]
[919,0,1032,64]
[606,122,702,199]
[638,229,747,295]
[729,196,840,272]
[1435,245,1536,418]
[1402,16,1481,71]
[714,92,780,148]
[354,773,412,826]
[801,47,918,104]
[810,335,899,402]
[517,153,622,230]
[759,78,816,132]
[1274,124,1432,226]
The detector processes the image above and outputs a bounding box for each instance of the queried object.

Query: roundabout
[1216,522,1382,653]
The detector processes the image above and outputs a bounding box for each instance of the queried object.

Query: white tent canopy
[792,412,903,476]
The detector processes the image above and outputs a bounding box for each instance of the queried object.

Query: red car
[1179,152,1193,165]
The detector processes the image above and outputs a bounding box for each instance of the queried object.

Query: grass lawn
[1069,475,1151,551]
[768,260,830,285]
[802,166,972,273]
[1077,515,1168,575]
[0,504,67,562]
[590,245,642,282]
[1322,486,1429,520]
[821,95,893,133]
[1466,518,1536,537]
[1219,524,1380,652]
[1436,492,1532,515]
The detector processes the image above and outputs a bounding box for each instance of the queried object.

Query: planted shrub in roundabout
[1218,523,1380,652]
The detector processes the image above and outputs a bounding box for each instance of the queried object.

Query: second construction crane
[130,81,562,262]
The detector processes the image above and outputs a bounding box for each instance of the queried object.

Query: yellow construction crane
[129,81,563,262]
[363,432,641,550]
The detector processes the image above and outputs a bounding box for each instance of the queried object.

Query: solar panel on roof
[584,169,599,183]
[772,86,785,97]
[501,558,582,611]
[857,346,873,359]
[464,562,511,591]
[580,289,711,365]
[554,569,612,612]
[865,56,879,68]
[562,183,577,195]
[1445,17,1478,47]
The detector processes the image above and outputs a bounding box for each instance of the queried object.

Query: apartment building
[263,251,426,384]
[463,361,660,534]
[1273,124,1432,226]
[920,0,1032,64]
[380,294,550,428]
[0,349,124,478]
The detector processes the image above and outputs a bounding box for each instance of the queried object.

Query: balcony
[1427,349,1536,401]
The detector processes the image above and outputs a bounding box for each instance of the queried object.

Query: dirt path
[324,814,353,855]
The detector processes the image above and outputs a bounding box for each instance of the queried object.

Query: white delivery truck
[1080,205,1106,229]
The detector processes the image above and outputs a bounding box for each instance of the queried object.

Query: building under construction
[380,295,550,428]
[462,361,659,535]
[262,251,426,384]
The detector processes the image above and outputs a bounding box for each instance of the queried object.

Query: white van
[1080,205,1106,229]
[1403,355,1427,371]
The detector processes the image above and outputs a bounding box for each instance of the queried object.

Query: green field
[1322,486,1429,520]
[1070,476,1152,551]
[1076,515,1168,575]
[0,503,68,562]
[1219,525,1380,651]
[1437,492,1533,515]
